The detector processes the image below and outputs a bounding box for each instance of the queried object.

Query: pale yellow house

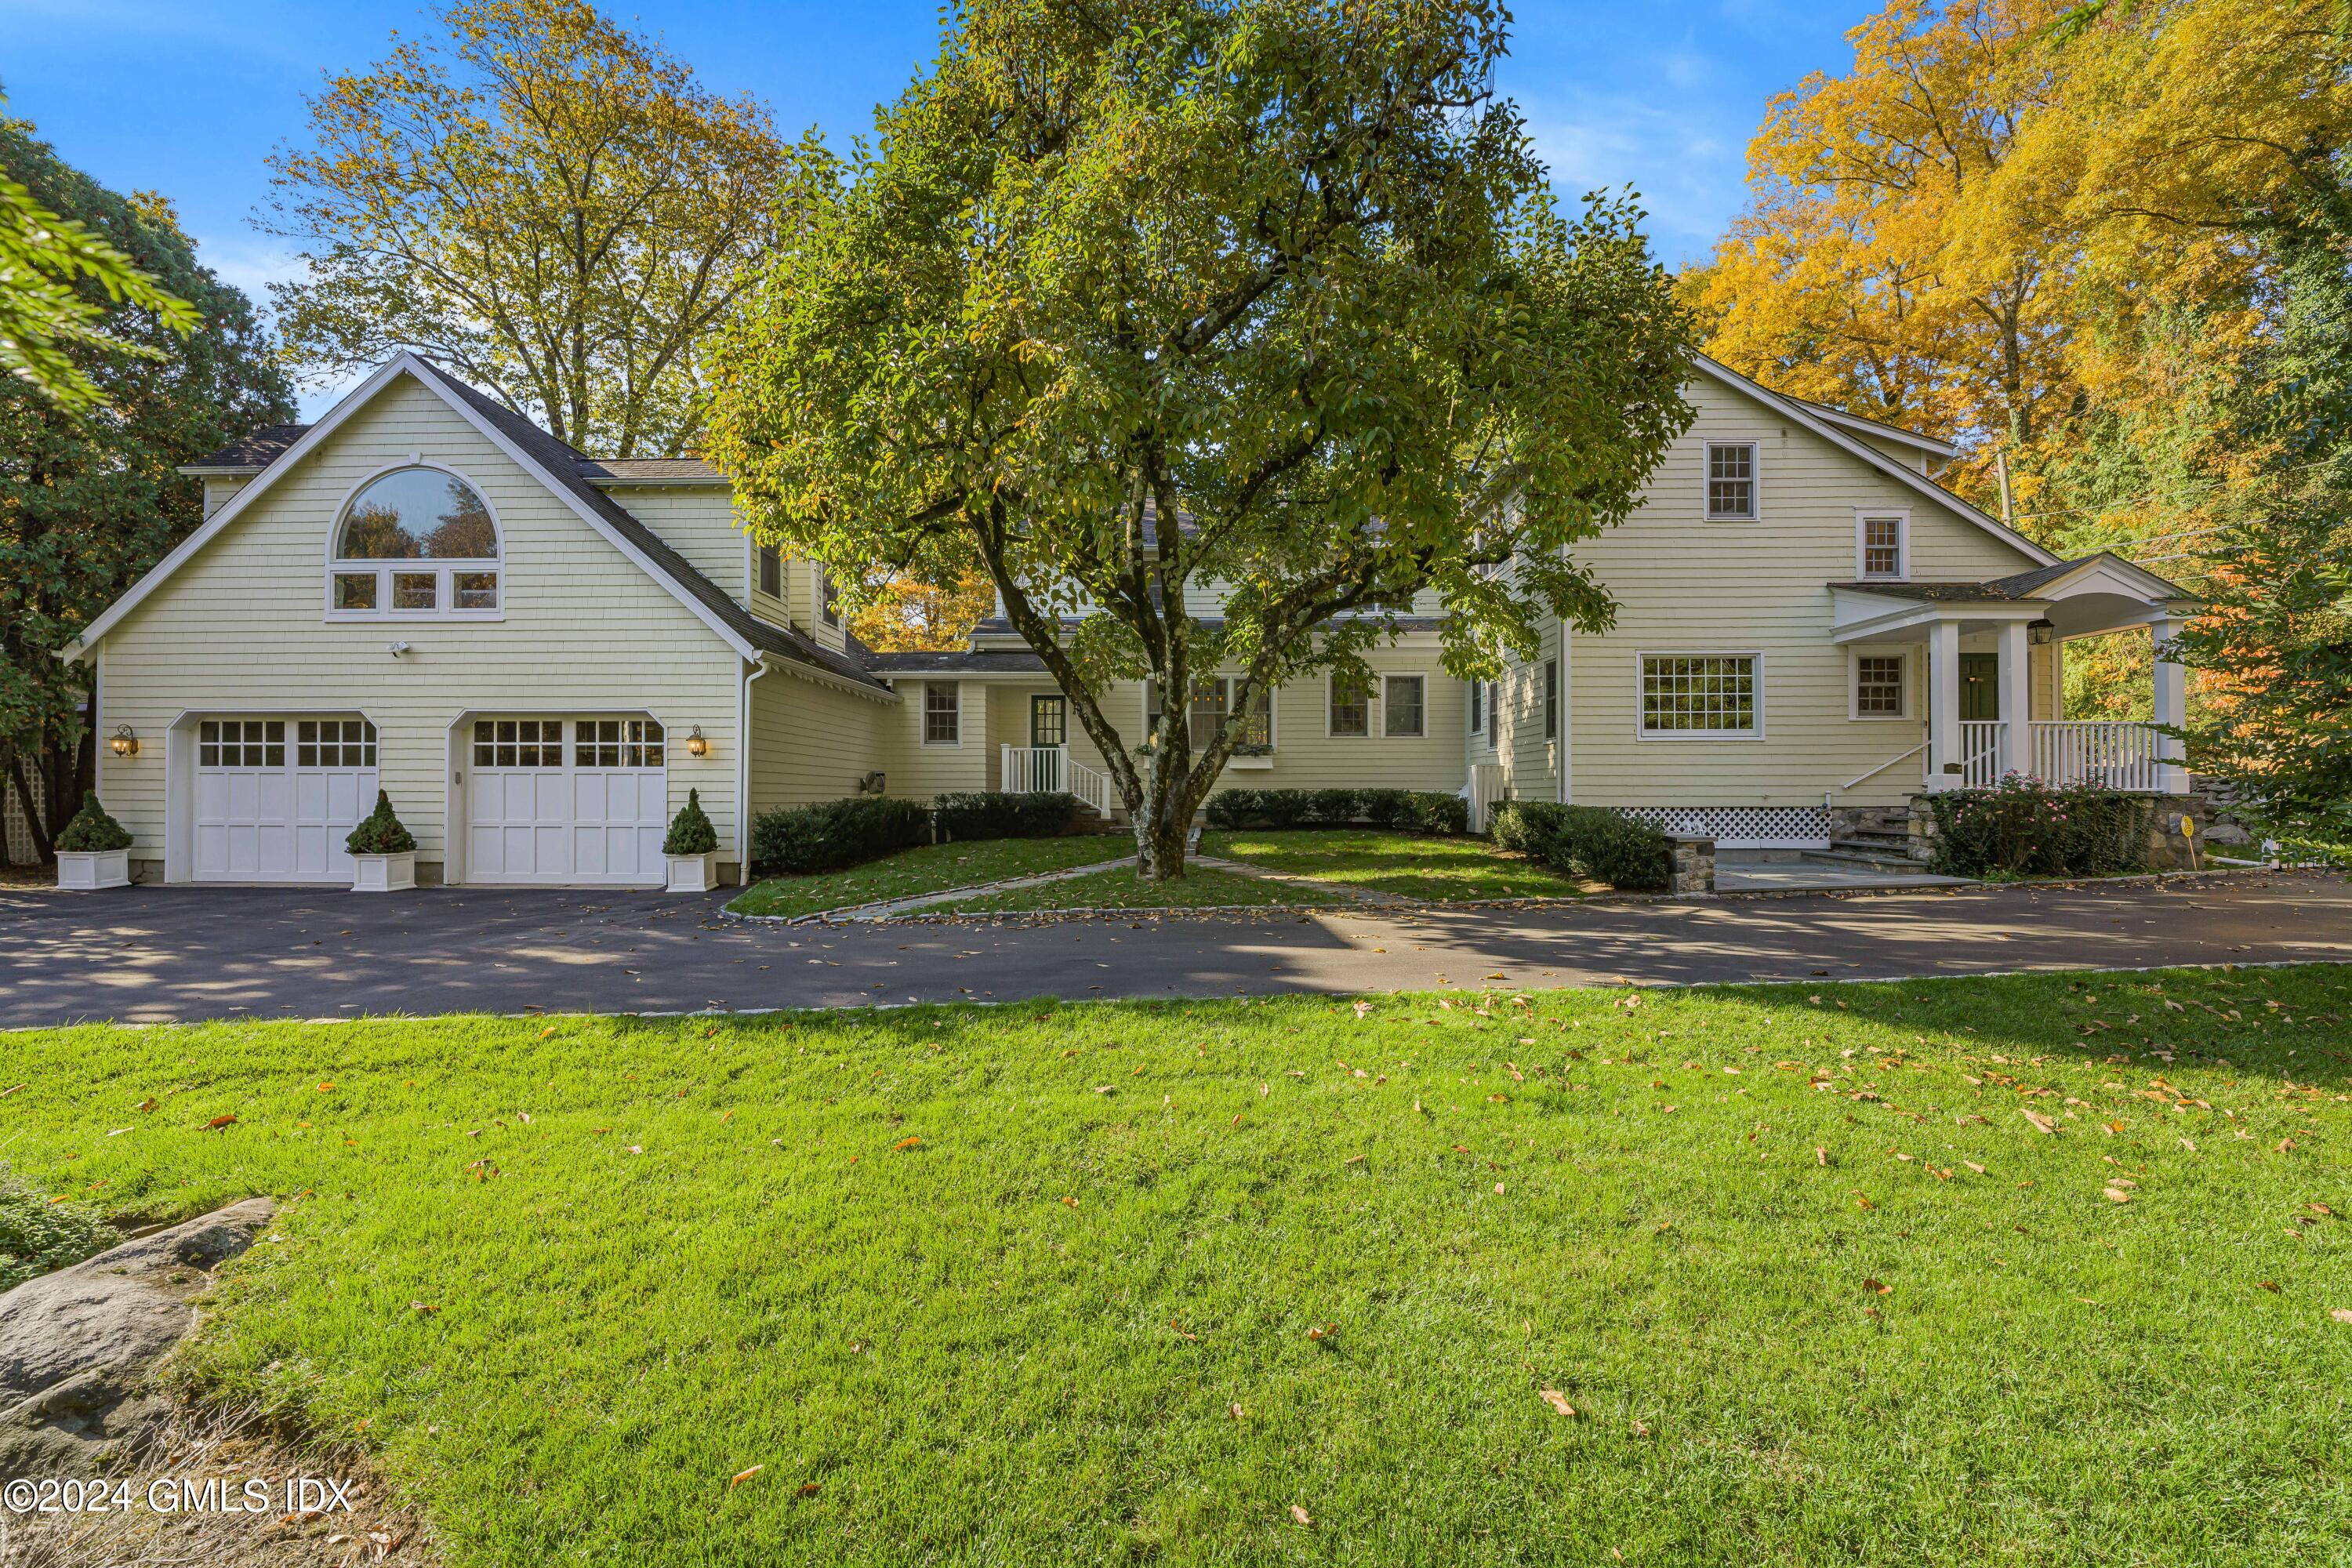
[65,351,2193,888]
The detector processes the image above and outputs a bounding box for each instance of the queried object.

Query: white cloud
[1522,91,1753,267]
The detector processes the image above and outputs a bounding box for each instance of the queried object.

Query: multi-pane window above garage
[327,465,503,620]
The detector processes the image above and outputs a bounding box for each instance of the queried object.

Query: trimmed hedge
[54,793,132,853]
[1489,801,1673,891]
[935,791,1076,840]
[751,796,931,874]
[663,788,720,856]
[1921,779,2151,878]
[1206,787,1468,837]
[344,789,418,856]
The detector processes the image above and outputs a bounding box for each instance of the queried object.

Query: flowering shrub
[1922,775,2151,878]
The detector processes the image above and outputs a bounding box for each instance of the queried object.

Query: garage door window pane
[578,720,620,768]
[299,718,378,768]
[475,719,563,767]
[626,720,664,768]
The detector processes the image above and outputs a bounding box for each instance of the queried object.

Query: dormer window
[327,466,501,619]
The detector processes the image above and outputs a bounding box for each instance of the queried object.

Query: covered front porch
[1832,554,2198,796]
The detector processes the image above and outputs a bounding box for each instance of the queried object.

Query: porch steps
[1806,832,1931,874]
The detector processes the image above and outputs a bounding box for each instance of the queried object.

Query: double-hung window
[923,682,960,744]
[1382,675,1425,738]
[1327,674,1372,738]
[1853,653,1907,718]
[819,567,840,627]
[1543,659,1559,739]
[1858,514,1906,579]
[1639,654,1760,738]
[1468,678,1485,735]
[757,543,782,598]
[1190,678,1271,747]
[1704,441,1758,521]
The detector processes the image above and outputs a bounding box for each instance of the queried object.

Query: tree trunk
[1129,746,1205,880]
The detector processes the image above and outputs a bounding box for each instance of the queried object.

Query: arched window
[326,466,502,618]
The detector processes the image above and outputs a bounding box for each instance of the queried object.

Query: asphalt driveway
[2,871,2347,1027]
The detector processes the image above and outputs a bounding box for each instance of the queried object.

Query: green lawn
[729,834,1133,917]
[1201,828,1603,900]
[934,862,1347,913]
[5,969,2350,1564]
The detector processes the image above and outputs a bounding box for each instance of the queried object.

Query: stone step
[1809,844,1931,873]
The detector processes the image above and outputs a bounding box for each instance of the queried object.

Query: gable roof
[1827,552,2194,604]
[1690,354,2059,568]
[1793,397,1961,461]
[82,354,891,695]
[180,424,312,474]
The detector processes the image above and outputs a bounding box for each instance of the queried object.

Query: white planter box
[666,851,717,893]
[350,852,416,892]
[56,850,131,891]
[1227,754,1276,771]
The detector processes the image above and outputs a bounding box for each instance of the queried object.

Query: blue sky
[2,0,1864,416]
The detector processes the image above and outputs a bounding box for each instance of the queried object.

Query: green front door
[1030,695,1067,747]
[1960,653,2000,720]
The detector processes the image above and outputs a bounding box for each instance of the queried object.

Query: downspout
[735,655,771,887]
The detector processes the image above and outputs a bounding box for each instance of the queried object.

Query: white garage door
[464,717,668,885]
[194,719,379,882]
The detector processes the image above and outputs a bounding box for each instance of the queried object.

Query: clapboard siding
[1561,376,2042,808]
[611,488,744,597]
[747,670,886,813]
[93,375,745,875]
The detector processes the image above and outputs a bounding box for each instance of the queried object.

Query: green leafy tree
[2169,194,2352,855]
[709,0,1693,878]
[1,116,295,861]
[263,0,792,458]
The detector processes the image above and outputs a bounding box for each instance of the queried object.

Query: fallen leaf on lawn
[1963,1160,1987,1174]
[1856,1196,1875,1210]
[894,1136,921,1150]
[1060,1196,1080,1208]
[1629,1417,1650,1438]
[1412,1098,1425,1116]
[796,1483,821,1499]
[1816,1147,1828,1167]
[730,1465,764,1487]
[539,1027,558,1040]
[1539,1389,1576,1417]
[1307,1324,1335,1341]
[2311,1203,2336,1217]
[205,1114,237,1131]
[1290,1504,1312,1528]
[1353,1001,1373,1018]
[1229,1402,1244,1420]
[316,1082,336,1093]
[2180,1138,2194,1152]
[1494,1182,1506,1196]
[2332,1309,2352,1324]
[2103,1187,2132,1203]
[1091,1086,1114,1095]
[133,1097,158,1112]
[1862,1279,1892,1295]
[1343,1154,1366,1166]
[2258,1280,2281,1292]
[2023,1110,2057,1134]
[409,1301,439,1316]
[1169,1319,1196,1341]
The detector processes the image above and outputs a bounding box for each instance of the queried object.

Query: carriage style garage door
[464,717,668,885]
[194,718,379,882]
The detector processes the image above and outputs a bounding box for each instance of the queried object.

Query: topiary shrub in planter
[1490,801,1672,891]
[344,789,418,891]
[935,790,1076,840]
[663,788,722,892]
[53,793,133,890]
[750,796,931,875]
[1921,776,2152,878]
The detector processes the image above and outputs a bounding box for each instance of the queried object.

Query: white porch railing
[1001,744,1064,794]
[1960,720,2003,789]
[2031,720,2164,792]
[1000,744,1117,817]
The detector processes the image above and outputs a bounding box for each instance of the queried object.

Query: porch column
[1998,618,2033,781]
[1926,619,1963,791]
[2151,615,2190,793]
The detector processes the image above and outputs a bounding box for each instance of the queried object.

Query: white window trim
[920,681,963,746]
[322,458,506,622]
[1323,670,1375,739]
[1634,649,1766,741]
[1703,440,1761,522]
[1381,673,1426,738]
[1849,647,1915,720]
[1854,508,1909,581]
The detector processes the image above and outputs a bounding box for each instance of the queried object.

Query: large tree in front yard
[0,115,294,862]
[709,0,1693,878]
